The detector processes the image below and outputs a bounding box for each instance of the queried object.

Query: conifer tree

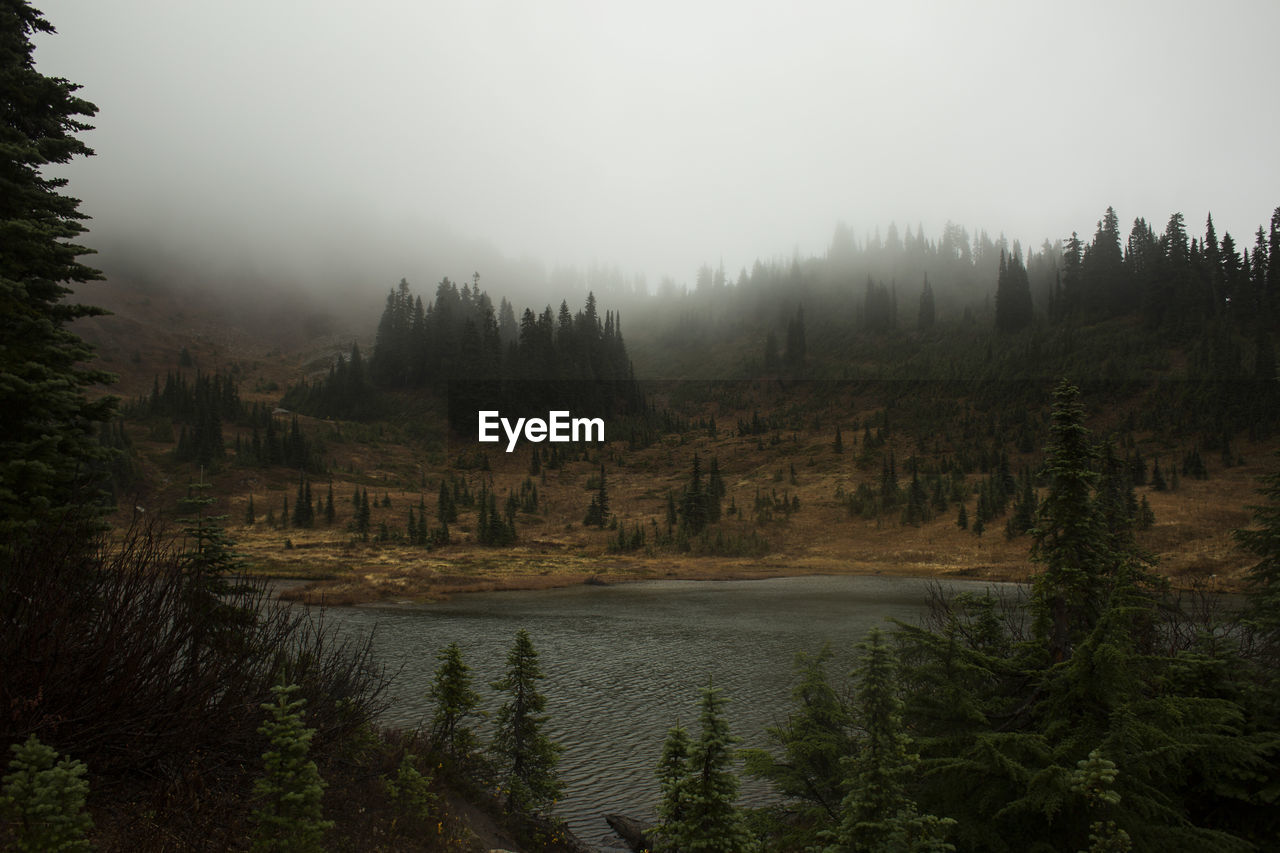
[178,479,251,661]
[1151,458,1167,491]
[251,682,333,852]
[918,275,936,331]
[584,464,610,527]
[743,646,852,842]
[0,0,116,552]
[438,479,456,523]
[245,493,255,526]
[1,734,93,852]
[833,423,844,454]
[1006,466,1037,537]
[1069,750,1132,853]
[830,629,954,853]
[903,470,928,526]
[1136,495,1155,531]
[417,495,429,544]
[324,482,335,526]
[995,247,1034,333]
[1030,380,1107,661]
[1235,454,1280,635]
[429,642,483,761]
[356,488,371,539]
[680,454,710,535]
[654,721,693,850]
[708,456,725,524]
[490,630,562,814]
[662,682,756,852]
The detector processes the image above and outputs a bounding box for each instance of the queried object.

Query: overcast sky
[34,0,1280,299]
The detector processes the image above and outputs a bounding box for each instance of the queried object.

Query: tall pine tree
[0,0,115,551]
[490,630,562,814]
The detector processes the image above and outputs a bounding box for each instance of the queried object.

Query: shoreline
[252,550,1242,607]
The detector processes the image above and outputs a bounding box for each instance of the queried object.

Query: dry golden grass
[177,410,1273,606]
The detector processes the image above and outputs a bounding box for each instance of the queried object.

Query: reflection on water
[317,574,1016,851]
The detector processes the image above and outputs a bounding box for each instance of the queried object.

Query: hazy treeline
[286,276,645,431]
[606,207,1278,380]
[368,276,633,386]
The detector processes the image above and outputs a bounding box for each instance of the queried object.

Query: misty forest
[6,2,1280,852]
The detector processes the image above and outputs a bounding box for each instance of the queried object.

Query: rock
[606,813,654,852]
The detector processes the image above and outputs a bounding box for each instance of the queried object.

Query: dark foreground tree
[1030,380,1108,661]
[490,630,562,814]
[743,645,852,844]
[429,642,483,762]
[831,628,954,853]
[1235,452,1280,637]
[656,682,756,852]
[0,0,116,550]
[654,721,693,850]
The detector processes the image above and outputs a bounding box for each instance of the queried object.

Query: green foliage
[1,735,92,852]
[383,752,441,833]
[680,453,712,535]
[1030,380,1109,660]
[874,382,1277,852]
[584,463,610,527]
[251,681,333,852]
[291,475,314,528]
[657,683,757,852]
[475,482,516,545]
[654,721,693,850]
[829,629,955,853]
[281,341,375,419]
[1235,453,1280,635]
[1070,750,1131,853]
[607,520,648,553]
[743,645,852,844]
[0,0,116,551]
[177,478,254,659]
[490,630,562,814]
[429,642,483,762]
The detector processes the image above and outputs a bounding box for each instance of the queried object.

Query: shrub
[0,734,92,852]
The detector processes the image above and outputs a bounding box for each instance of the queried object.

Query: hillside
[76,275,1270,606]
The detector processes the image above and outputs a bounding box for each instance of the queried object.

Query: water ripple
[321,575,1014,850]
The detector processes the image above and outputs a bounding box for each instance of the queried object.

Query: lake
[317,574,1017,851]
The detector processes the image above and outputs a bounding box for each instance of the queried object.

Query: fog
[34,0,1280,311]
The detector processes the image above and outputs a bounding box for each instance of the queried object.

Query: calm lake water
[315,574,1017,851]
